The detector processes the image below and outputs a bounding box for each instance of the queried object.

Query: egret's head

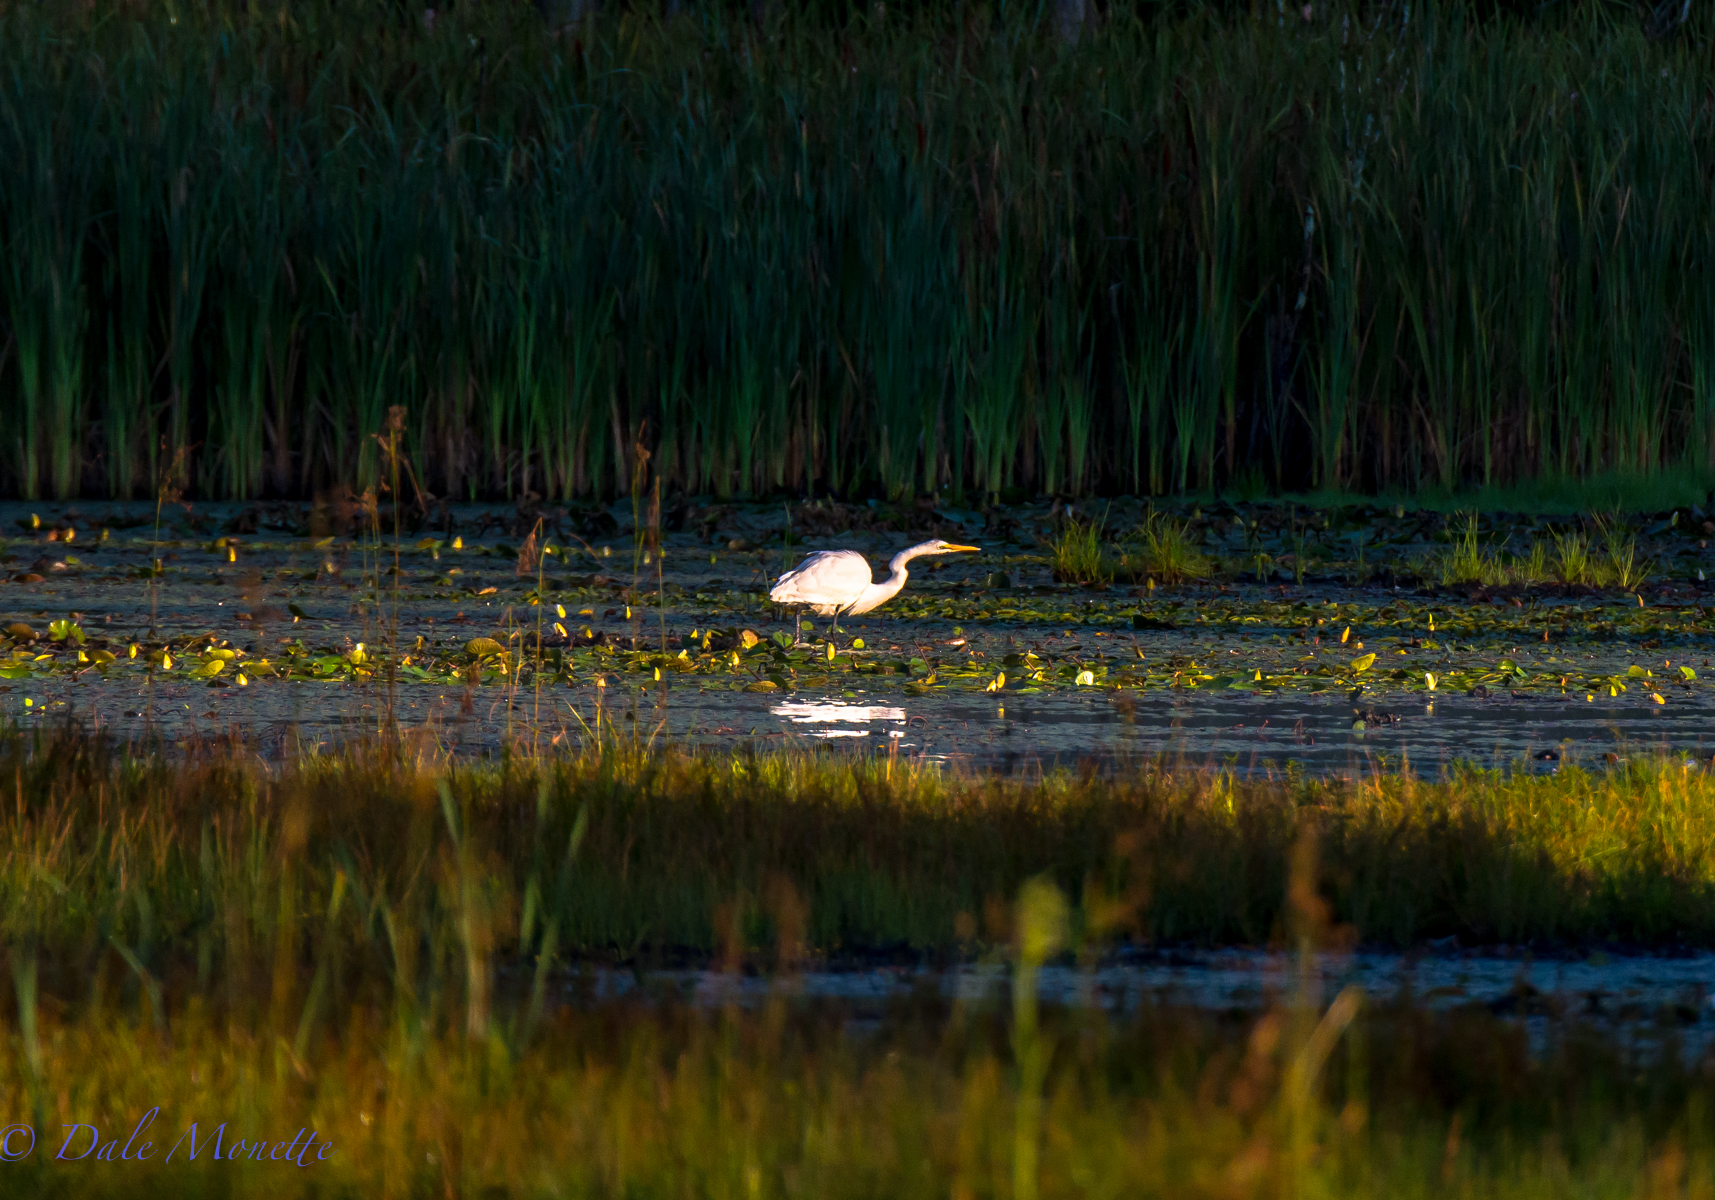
[922,539,981,556]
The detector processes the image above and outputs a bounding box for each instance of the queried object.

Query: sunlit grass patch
[1119,509,1211,585]
[1048,516,1111,585]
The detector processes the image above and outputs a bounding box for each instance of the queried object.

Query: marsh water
[567,946,1715,1056]
[2,497,1710,776]
[6,497,1715,1033]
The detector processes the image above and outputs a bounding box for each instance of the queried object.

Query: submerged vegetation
[0,1,1713,502]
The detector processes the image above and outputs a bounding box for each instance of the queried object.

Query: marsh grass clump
[1591,512,1654,590]
[1432,512,1495,586]
[1427,511,1549,587]
[1429,511,1661,591]
[1551,527,1596,585]
[1048,516,1111,585]
[1120,509,1211,584]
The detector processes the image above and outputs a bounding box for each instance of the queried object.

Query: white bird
[769,539,981,626]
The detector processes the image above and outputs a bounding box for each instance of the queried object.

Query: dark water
[0,498,1710,777]
[568,946,1715,1054]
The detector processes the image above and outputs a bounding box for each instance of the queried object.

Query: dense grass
[5,727,1715,1194]
[5,979,1715,1196]
[0,0,1712,503]
[7,726,1715,980]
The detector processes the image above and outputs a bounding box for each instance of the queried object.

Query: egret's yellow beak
[943,544,981,553]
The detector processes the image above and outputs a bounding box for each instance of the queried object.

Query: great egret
[770,539,980,630]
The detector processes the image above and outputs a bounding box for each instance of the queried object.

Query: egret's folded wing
[769,550,874,605]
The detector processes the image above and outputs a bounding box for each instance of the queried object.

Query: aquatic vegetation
[0,4,1713,500]
[1122,509,1211,584]
[0,494,1710,1192]
[1551,527,1596,585]
[1432,512,1495,587]
[1592,512,1655,591]
[0,499,1710,712]
[1048,517,1110,585]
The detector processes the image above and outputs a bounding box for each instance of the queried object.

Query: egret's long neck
[846,542,940,614]
[877,542,937,593]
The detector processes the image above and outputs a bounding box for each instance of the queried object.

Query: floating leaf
[1627,665,1650,678]
[48,619,85,645]
[1680,666,1697,681]
[1074,669,1096,686]
[4,623,36,642]
[0,664,32,680]
[465,637,505,659]
[189,659,226,679]
[739,630,761,649]
[1349,653,1377,674]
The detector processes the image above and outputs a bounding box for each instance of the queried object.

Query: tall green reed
[0,0,1711,502]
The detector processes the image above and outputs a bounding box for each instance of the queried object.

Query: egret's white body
[769,539,980,617]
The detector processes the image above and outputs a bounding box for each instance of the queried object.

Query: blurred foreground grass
[4,978,1715,1197]
[2,728,1715,1194]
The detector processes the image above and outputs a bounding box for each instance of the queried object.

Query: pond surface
[0,498,1710,776]
[568,946,1715,1054]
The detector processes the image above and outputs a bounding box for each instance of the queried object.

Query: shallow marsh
[0,498,1711,774]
